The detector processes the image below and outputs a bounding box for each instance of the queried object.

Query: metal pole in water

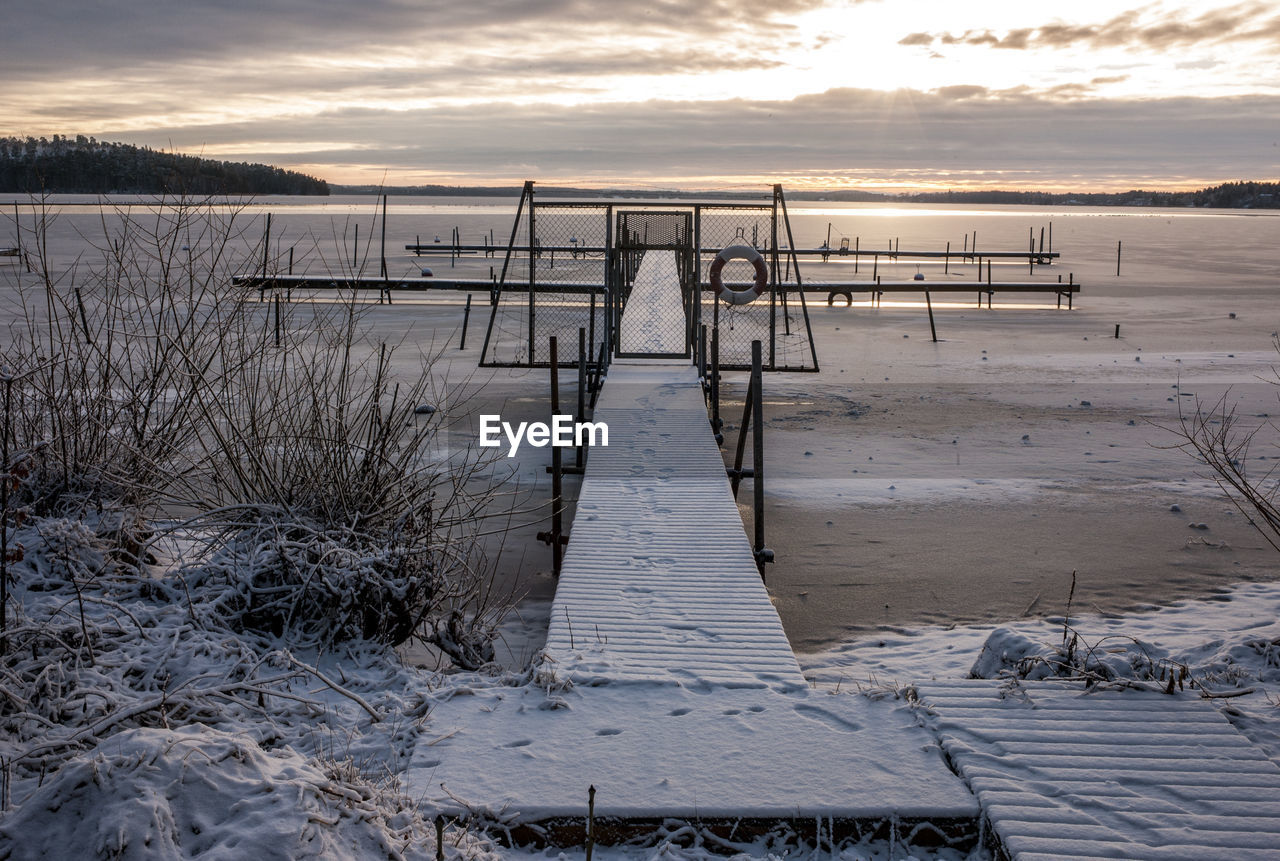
[459,294,472,350]
[711,324,722,443]
[550,336,562,578]
[1116,240,1122,276]
[577,326,586,470]
[751,340,767,580]
[262,212,271,278]
[925,290,937,342]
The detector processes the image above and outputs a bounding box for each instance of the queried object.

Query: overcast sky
[4,0,1278,190]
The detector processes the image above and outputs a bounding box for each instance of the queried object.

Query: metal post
[273,294,281,347]
[925,290,937,342]
[731,383,752,499]
[769,187,779,369]
[577,327,586,470]
[1116,240,1122,276]
[262,212,271,278]
[380,194,388,278]
[459,294,472,350]
[711,324,722,443]
[550,336,562,577]
[751,340,768,579]
[528,185,537,365]
[698,324,707,385]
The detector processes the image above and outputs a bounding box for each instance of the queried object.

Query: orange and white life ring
[709,244,768,305]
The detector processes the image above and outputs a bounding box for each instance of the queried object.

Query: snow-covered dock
[406,366,981,845]
[404,257,981,845]
[919,679,1280,859]
[539,360,805,688]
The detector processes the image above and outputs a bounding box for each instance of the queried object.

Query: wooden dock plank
[917,680,1280,859]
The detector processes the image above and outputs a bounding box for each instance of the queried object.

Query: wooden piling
[1116,240,1122,276]
[945,241,950,274]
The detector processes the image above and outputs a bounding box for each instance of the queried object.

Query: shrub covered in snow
[0,725,438,861]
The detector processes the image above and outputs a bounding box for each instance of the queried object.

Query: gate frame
[478,182,819,373]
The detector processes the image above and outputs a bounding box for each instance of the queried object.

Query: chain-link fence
[479,184,817,372]
[480,192,609,368]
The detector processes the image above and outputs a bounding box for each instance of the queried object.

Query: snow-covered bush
[1,197,511,662]
[0,725,438,861]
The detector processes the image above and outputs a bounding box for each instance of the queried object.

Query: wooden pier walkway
[541,360,804,688]
[918,680,1280,859]
[403,250,1277,854]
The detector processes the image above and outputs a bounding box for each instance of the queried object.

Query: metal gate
[612,211,695,359]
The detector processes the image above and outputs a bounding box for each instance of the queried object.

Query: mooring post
[262,212,271,280]
[854,236,859,273]
[288,246,294,276]
[945,240,950,274]
[751,340,770,580]
[1029,230,1035,276]
[925,290,937,342]
[1115,323,1120,339]
[550,336,563,578]
[273,294,281,348]
[577,326,587,470]
[380,193,388,278]
[352,223,358,270]
[459,294,473,350]
[1116,240,1122,276]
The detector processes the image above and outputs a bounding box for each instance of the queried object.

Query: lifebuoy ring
[709,244,768,305]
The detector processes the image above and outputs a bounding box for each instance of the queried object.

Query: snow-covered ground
[3,198,1280,858]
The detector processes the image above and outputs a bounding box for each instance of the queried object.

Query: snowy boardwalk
[402,264,981,842]
[541,361,805,688]
[617,251,687,354]
[918,680,1280,859]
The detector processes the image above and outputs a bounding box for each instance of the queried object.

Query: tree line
[0,135,328,195]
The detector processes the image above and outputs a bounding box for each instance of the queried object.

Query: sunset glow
[3,0,1278,190]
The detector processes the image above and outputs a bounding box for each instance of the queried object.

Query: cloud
[916,2,1280,52]
[898,32,934,46]
[98,86,1280,190]
[1,0,826,75]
